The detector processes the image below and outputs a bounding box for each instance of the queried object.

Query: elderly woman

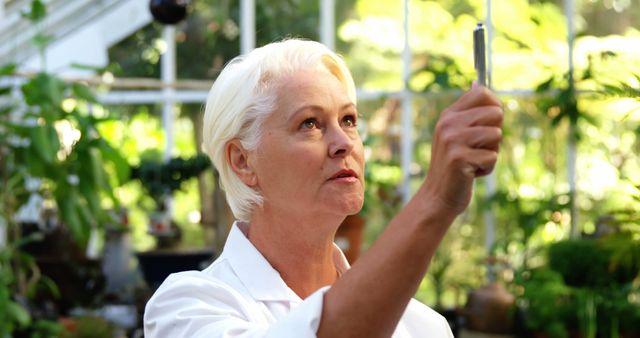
[144,39,503,337]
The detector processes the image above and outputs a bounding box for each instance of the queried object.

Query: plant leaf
[99,142,130,184]
[535,76,555,93]
[79,179,102,218]
[29,124,59,164]
[7,302,31,327]
[57,193,87,246]
[0,64,16,76]
[32,33,53,50]
[71,83,98,103]
[21,0,46,22]
[21,73,66,109]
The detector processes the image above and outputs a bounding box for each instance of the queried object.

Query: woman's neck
[247,209,344,299]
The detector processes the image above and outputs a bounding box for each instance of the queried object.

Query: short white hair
[202,39,357,222]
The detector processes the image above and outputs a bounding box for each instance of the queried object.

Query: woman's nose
[328,126,355,158]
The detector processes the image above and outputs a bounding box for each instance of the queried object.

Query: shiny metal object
[474,23,487,87]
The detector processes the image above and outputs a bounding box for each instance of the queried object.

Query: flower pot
[136,249,215,290]
[463,282,515,334]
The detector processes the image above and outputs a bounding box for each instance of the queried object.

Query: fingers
[439,88,503,131]
[463,126,502,151]
[465,105,503,127]
[442,105,503,129]
[434,113,502,151]
[435,128,500,174]
[468,148,498,177]
[446,85,502,113]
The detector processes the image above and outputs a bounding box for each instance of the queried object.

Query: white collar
[221,222,350,302]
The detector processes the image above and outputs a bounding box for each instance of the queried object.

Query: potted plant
[130,152,211,247]
[130,153,216,289]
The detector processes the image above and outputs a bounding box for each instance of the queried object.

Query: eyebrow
[289,102,357,122]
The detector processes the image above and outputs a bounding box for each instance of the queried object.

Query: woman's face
[249,68,365,219]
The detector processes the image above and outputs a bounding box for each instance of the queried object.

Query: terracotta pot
[335,214,365,264]
[463,282,515,334]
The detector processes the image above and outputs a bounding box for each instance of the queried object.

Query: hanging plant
[130,153,211,211]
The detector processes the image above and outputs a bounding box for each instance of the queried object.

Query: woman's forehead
[277,74,351,117]
[277,69,350,99]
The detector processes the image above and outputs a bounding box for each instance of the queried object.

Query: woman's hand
[421,83,503,216]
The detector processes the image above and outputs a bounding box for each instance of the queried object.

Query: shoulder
[400,299,453,337]
[406,298,444,319]
[143,259,265,338]
[145,256,250,312]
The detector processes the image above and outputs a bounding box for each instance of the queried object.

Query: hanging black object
[149,0,189,25]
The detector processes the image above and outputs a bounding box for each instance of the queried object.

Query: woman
[144,39,503,337]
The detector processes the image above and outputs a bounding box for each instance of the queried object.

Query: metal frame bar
[161,26,176,162]
[320,0,335,50]
[400,0,413,204]
[161,25,177,216]
[565,0,578,238]
[240,0,255,54]
[94,88,556,106]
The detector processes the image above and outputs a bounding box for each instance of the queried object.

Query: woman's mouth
[329,169,358,182]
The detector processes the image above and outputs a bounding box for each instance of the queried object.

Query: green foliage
[415,54,468,92]
[0,235,61,338]
[516,268,572,338]
[21,0,53,58]
[428,247,453,309]
[490,191,570,245]
[130,154,211,210]
[548,238,639,288]
[59,316,114,338]
[514,234,640,337]
[516,249,640,337]
[601,74,640,101]
[1,69,130,245]
[604,233,640,273]
[22,0,47,22]
[21,0,46,22]
[0,1,130,335]
[534,67,601,142]
[0,246,32,335]
[27,319,64,338]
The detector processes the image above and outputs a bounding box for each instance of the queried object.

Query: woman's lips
[329,169,358,182]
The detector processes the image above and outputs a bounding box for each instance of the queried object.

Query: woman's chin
[332,199,364,218]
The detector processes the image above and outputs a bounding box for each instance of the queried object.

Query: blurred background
[0,0,639,337]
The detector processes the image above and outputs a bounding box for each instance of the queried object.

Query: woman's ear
[226,139,258,187]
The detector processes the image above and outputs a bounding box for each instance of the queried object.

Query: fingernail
[471,80,478,89]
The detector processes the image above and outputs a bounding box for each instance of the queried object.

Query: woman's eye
[301,118,318,130]
[342,115,357,127]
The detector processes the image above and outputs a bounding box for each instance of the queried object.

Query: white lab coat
[144,222,454,338]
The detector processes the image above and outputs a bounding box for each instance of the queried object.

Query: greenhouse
[0,0,639,337]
